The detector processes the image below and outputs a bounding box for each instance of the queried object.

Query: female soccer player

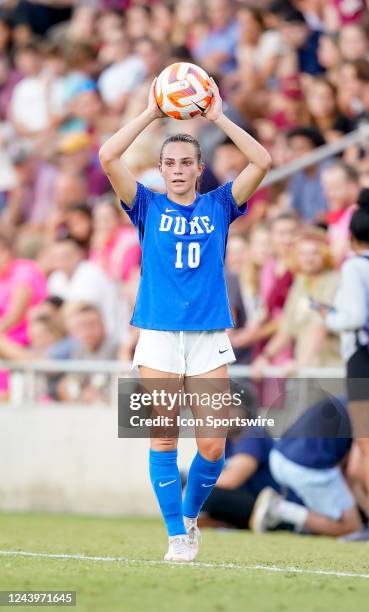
[99,77,271,562]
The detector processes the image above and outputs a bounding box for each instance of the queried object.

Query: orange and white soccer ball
[154,62,213,120]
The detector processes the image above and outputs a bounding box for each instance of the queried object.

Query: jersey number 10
[175,242,200,269]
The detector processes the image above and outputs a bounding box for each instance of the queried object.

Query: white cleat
[164,534,193,563]
[249,487,283,533]
[184,516,201,561]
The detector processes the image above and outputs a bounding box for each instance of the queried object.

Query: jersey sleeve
[211,181,248,226]
[120,182,153,228]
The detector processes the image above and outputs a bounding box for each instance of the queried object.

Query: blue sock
[149,448,186,537]
[183,451,225,519]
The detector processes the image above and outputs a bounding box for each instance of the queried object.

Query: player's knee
[151,438,178,452]
[198,440,225,462]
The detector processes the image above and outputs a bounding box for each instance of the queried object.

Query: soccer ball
[154,62,213,120]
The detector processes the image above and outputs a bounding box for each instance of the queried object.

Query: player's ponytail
[160,134,203,192]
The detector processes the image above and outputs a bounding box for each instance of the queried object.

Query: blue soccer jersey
[120,181,247,331]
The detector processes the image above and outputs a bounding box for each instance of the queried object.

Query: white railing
[262,120,369,187]
[0,359,345,407]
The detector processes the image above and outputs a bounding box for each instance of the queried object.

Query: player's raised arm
[99,79,164,208]
[205,78,272,206]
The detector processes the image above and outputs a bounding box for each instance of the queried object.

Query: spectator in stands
[338,23,369,62]
[26,294,78,358]
[240,224,271,322]
[325,0,366,29]
[251,226,342,376]
[133,36,164,82]
[56,168,87,206]
[321,162,360,263]
[0,232,47,346]
[276,7,323,77]
[267,74,310,132]
[64,204,93,252]
[47,236,128,342]
[43,170,89,244]
[225,234,248,281]
[89,196,141,283]
[97,28,146,113]
[317,33,342,87]
[0,13,12,56]
[57,131,110,197]
[3,142,59,227]
[247,212,298,363]
[235,5,283,88]
[11,40,64,139]
[286,126,328,223]
[338,59,369,119]
[192,0,238,75]
[47,5,97,46]
[0,55,21,121]
[126,5,152,42]
[228,224,271,353]
[251,396,362,537]
[0,232,47,397]
[0,313,65,362]
[151,3,176,44]
[62,41,100,133]
[95,9,124,45]
[28,295,64,323]
[56,302,119,403]
[225,267,249,364]
[306,77,353,141]
[212,138,269,230]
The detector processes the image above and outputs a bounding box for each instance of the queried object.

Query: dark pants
[202,486,256,529]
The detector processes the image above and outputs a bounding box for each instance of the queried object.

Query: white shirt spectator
[98,55,146,106]
[11,73,64,133]
[47,260,128,341]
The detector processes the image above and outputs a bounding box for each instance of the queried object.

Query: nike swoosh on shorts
[201,483,214,487]
[219,349,229,354]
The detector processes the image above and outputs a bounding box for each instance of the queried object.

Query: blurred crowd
[0,0,369,402]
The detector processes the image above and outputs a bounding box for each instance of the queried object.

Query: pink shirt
[327,205,354,246]
[0,259,47,344]
[89,227,141,282]
[259,259,294,365]
[332,0,365,24]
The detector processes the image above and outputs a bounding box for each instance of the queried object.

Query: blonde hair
[291,226,335,274]
[239,224,269,296]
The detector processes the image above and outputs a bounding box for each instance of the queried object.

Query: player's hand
[146,78,165,120]
[204,77,223,122]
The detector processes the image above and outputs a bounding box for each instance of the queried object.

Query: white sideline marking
[0,550,369,580]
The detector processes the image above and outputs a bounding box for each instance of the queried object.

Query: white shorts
[132,329,236,376]
[270,449,355,520]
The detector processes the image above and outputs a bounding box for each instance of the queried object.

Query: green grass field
[1,512,369,612]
